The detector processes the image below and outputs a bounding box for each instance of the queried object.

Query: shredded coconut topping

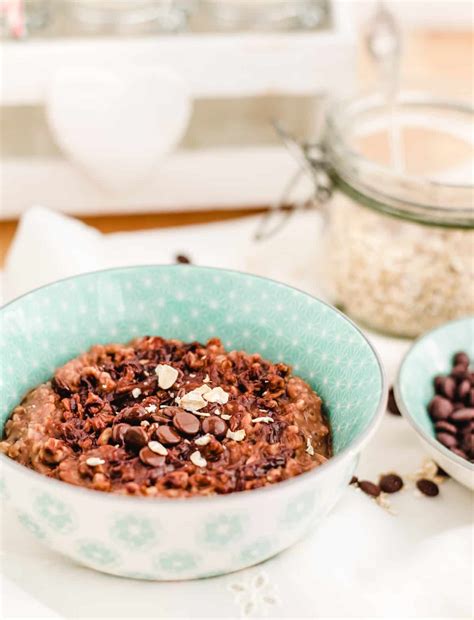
[155,364,179,389]
[306,437,315,456]
[195,434,211,446]
[203,386,229,405]
[131,388,141,398]
[252,416,273,424]
[148,441,168,456]
[190,450,207,467]
[176,389,208,412]
[226,429,246,442]
[86,457,105,466]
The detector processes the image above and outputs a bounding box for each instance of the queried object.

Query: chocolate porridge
[0,337,332,497]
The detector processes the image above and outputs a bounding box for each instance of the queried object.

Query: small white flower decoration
[228,570,281,617]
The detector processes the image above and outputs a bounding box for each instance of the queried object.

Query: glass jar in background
[318,92,474,338]
[201,0,328,32]
[65,0,194,34]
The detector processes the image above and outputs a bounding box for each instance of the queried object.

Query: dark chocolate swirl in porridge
[0,337,332,497]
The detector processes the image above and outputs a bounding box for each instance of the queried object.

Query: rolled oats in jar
[319,92,474,337]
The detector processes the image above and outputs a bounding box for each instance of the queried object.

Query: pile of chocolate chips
[428,351,474,463]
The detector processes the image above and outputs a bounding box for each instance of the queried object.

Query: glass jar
[318,92,474,338]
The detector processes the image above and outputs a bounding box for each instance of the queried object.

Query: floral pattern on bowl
[110,514,158,550]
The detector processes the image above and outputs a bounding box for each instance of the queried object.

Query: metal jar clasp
[254,122,333,241]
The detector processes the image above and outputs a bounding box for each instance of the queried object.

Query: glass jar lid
[324,91,474,228]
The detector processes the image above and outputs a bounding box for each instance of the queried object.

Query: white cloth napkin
[1,206,472,619]
[2,205,322,304]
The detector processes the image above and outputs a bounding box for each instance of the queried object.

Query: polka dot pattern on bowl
[0,266,382,455]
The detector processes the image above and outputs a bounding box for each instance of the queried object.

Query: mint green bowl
[395,316,474,490]
[0,266,386,579]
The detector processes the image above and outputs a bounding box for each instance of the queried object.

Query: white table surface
[1,207,472,619]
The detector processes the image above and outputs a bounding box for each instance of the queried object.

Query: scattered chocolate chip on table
[358,480,381,497]
[175,254,192,264]
[387,387,402,416]
[416,478,440,497]
[379,473,404,494]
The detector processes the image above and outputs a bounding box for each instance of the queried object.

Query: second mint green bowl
[395,316,474,490]
[0,266,386,579]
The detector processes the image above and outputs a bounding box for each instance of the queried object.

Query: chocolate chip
[154,407,181,420]
[470,388,474,407]
[434,375,445,395]
[451,447,468,459]
[116,404,150,425]
[379,473,403,494]
[435,465,449,477]
[124,426,148,451]
[111,423,130,445]
[202,415,228,439]
[462,434,474,455]
[149,414,172,425]
[436,432,458,449]
[387,387,401,416]
[453,351,470,369]
[457,380,471,402]
[176,254,191,264]
[451,364,469,381]
[441,376,457,400]
[358,480,381,497]
[434,420,457,434]
[434,375,457,399]
[156,425,181,446]
[450,407,474,422]
[172,411,200,436]
[349,475,358,486]
[416,478,439,497]
[139,447,166,467]
[428,396,453,420]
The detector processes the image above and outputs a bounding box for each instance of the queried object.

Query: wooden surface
[0,29,472,266]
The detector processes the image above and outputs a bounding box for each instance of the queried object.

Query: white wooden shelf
[1,2,355,217]
[2,30,355,106]
[0,146,314,218]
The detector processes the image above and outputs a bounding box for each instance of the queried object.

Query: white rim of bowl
[394,315,474,473]
[0,264,388,505]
